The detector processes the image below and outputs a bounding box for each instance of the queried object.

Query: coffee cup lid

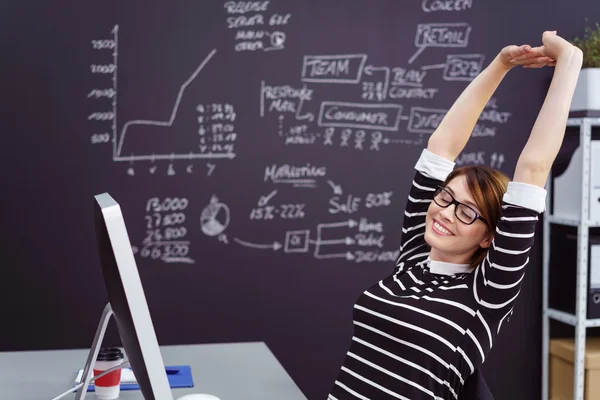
[97,347,124,361]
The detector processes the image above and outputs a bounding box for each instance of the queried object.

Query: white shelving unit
[542,117,600,400]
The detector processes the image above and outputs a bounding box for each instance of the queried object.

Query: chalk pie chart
[200,200,230,236]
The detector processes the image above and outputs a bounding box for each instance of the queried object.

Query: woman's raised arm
[513,32,584,188]
[427,44,553,162]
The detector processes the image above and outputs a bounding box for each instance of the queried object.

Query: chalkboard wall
[3,1,599,399]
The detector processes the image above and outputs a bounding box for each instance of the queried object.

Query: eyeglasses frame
[433,186,488,226]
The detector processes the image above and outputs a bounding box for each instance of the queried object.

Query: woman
[329,31,583,400]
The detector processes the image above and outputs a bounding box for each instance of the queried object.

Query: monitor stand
[75,303,116,400]
[72,303,220,400]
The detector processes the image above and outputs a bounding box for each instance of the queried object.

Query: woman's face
[424,175,492,264]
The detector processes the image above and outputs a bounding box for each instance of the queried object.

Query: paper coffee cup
[93,348,124,400]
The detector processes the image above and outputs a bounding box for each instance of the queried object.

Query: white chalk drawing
[260,81,314,118]
[391,67,427,87]
[490,152,505,169]
[327,180,343,195]
[363,65,390,100]
[264,163,324,187]
[257,189,278,207]
[306,220,357,259]
[409,23,472,64]
[140,196,194,264]
[284,230,310,253]
[206,163,216,176]
[420,54,484,81]
[264,31,286,51]
[249,203,306,220]
[318,102,403,131]
[226,213,399,263]
[200,195,230,236]
[223,2,270,15]
[88,18,513,267]
[408,107,448,133]
[301,54,368,83]
[225,2,291,52]
[295,97,315,121]
[421,0,473,13]
[455,151,506,169]
[443,54,485,81]
[111,46,231,161]
[233,237,283,250]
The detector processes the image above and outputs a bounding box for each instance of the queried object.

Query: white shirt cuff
[503,181,547,213]
[414,149,455,181]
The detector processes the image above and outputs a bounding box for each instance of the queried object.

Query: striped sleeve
[396,149,454,272]
[473,181,546,316]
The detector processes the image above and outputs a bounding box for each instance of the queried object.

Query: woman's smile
[432,219,454,236]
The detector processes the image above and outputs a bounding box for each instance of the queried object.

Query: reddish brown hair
[442,166,510,270]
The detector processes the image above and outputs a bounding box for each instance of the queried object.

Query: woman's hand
[496,44,555,70]
[541,30,577,61]
[508,31,579,68]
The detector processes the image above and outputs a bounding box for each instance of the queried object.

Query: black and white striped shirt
[329,149,546,400]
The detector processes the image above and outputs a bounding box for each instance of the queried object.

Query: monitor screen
[94,193,174,400]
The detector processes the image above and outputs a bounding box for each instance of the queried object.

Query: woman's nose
[439,205,456,222]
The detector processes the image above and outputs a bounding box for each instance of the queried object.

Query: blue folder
[82,365,194,391]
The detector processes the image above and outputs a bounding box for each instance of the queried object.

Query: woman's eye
[460,208,475,219]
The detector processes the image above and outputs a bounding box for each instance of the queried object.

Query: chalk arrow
[383,138,404,144]
[327,180,343,195]
[295,98,315,122]
[316,251,355,260]
[234,237,282,251]
[310,237,355,246]
[364,65,390,75]
[320,219,358,229]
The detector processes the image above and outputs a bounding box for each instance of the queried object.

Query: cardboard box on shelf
[550,338,600,400]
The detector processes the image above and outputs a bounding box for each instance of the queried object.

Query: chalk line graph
[110,30,227,161]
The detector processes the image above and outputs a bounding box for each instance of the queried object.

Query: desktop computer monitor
[93,193,174,400]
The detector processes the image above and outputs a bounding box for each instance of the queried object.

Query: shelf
[543,117,600,400]
[566,117,600,127]
[546,308,600,327]
[546,215,600,228]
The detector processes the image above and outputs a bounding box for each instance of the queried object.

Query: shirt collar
[425,257,471,275]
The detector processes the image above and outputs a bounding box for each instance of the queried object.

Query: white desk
[0,341,307,400]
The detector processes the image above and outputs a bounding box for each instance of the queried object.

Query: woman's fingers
[505,44,532,59]
[511,56,555,67]
[522,57,555,68]
[514,56,554,65]
[510,46,547,62]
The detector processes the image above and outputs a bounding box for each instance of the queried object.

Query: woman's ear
[480,233,494,249]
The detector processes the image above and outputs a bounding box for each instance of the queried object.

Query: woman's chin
[425,229,454,247]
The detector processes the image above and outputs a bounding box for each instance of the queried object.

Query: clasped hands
[497,30,582,70]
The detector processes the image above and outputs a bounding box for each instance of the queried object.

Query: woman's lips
[432,219,454,236]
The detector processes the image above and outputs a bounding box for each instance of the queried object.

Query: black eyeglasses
[433,186,488,226]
